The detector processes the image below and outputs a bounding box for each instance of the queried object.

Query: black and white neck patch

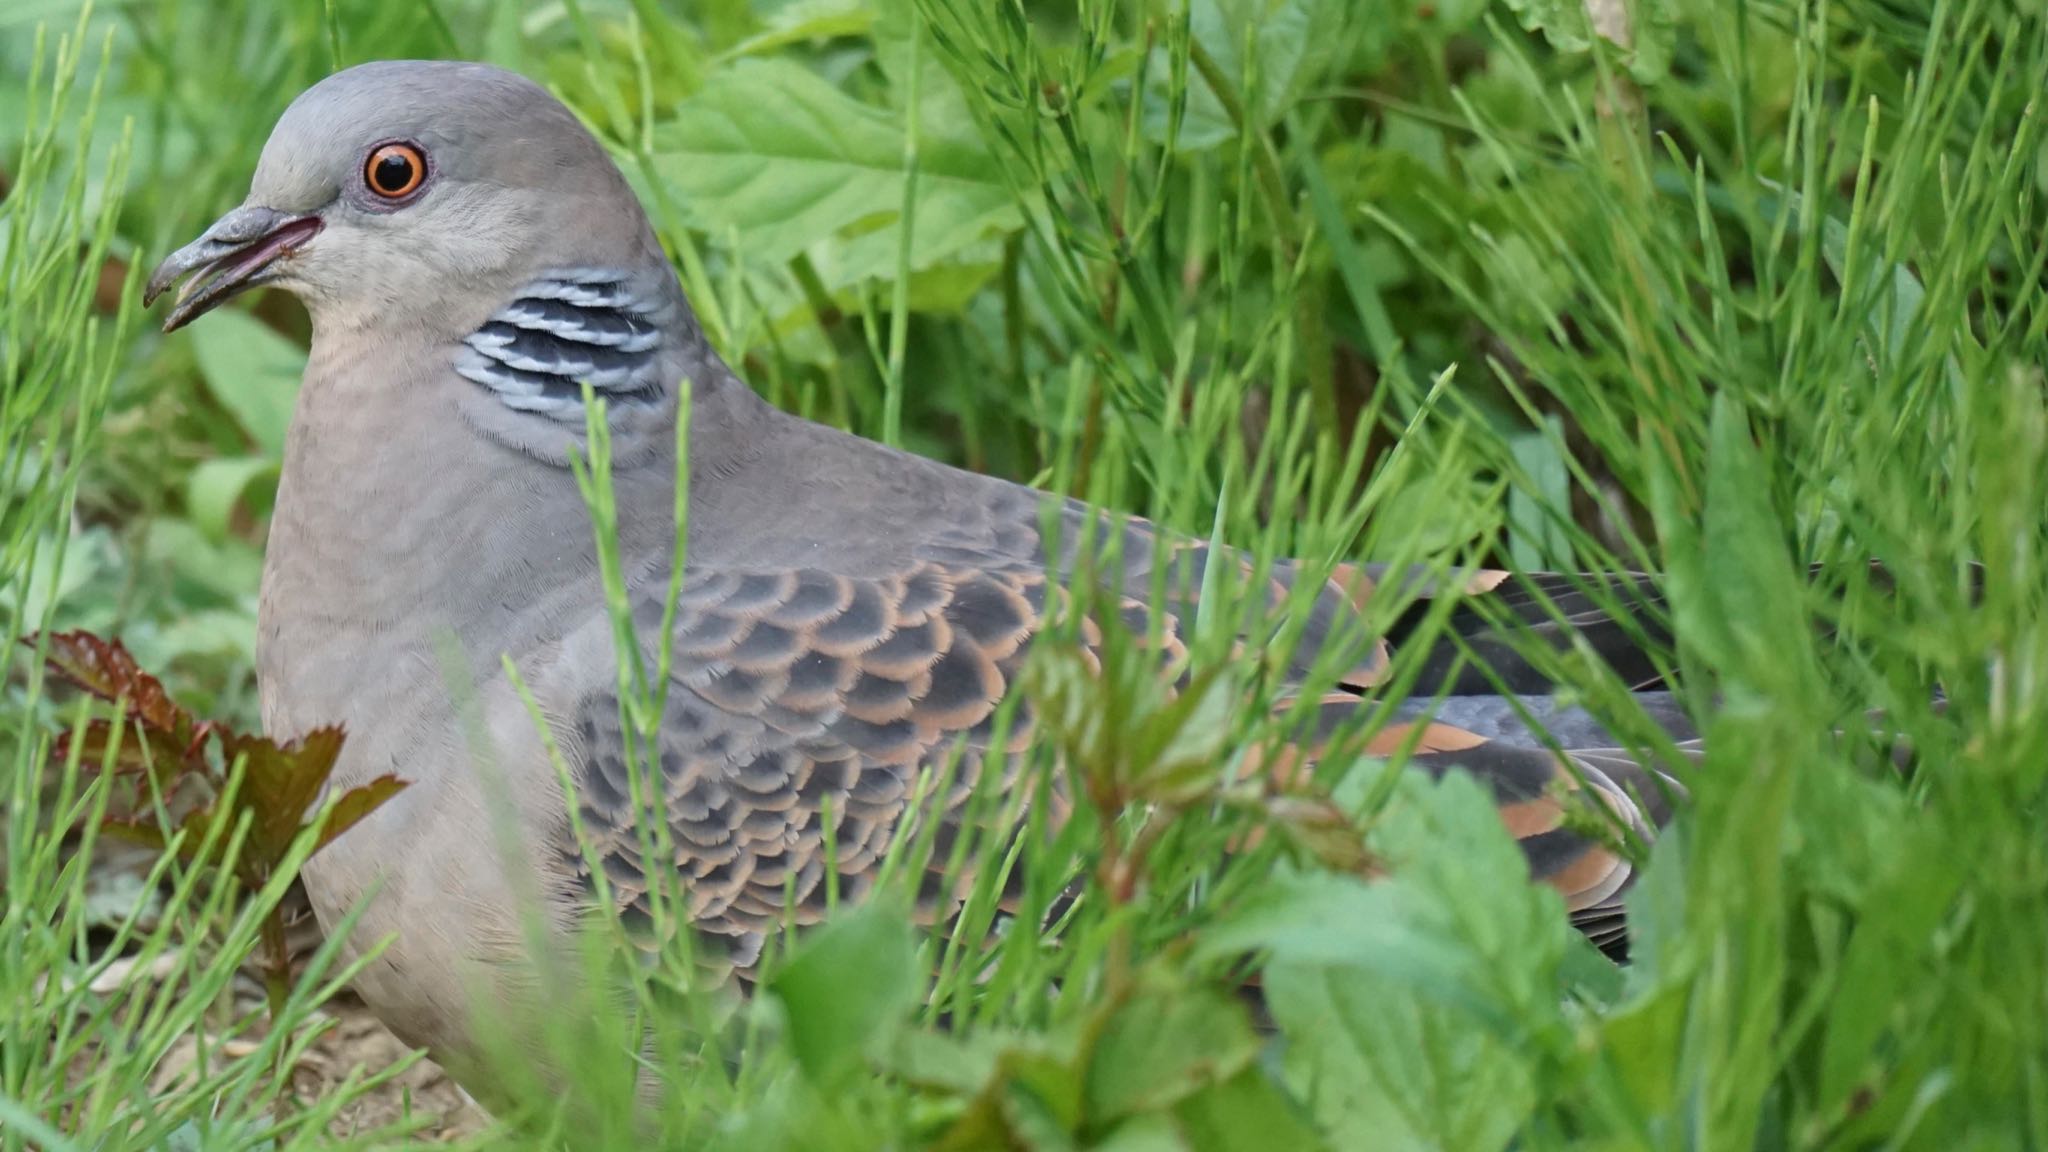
[456,269,668,418]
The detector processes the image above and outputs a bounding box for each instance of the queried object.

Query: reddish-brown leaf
[30,631,191,735]
[313,774,408,853]
[216,726,347,866]
[106,806,236,869]
[54,718,200,786]
[99,817,174,855]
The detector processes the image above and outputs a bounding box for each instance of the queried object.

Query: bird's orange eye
[364,143,426,199]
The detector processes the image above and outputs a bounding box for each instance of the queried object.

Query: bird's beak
[145,205,322,332]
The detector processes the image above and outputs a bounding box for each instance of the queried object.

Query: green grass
[4,0,2046,1148]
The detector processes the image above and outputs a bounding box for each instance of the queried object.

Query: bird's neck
[258,339,617,738]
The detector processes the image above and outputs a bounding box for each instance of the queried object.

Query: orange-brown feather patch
[1461,568,1512,594]
[1497,796,1568,839]
[1544,844,1629,911]
[1363,722,1490,756]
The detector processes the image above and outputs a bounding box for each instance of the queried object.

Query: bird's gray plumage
[147,60,1690,1092]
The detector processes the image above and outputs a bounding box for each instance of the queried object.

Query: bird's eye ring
[363,142,426,200]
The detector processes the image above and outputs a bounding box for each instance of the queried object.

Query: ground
[63,838,489,1144]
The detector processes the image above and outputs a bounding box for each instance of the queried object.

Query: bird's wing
[1366,566,1676,695]
[556,558,1056,970]
[554,504,1681,968]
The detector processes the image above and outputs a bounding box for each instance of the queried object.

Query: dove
[145,60,1689,1082]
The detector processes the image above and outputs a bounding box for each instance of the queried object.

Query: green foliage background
[3,0,2046,1149]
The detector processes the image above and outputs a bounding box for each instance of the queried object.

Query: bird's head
[146,60,666,337]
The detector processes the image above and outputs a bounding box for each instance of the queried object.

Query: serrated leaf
[1500,0,1593,52]
[652,59,1017,283]
[1207,770,1573,1034]
[31,631,191,736]
[187,309,306,456]
[216,726,346,875]
[313,773,408,853]
[1200,871,1497,1027]
[1502,0,1675,84]
[1086,980,1259,1122]
[1499,0,1671,84]
[1227,774,1565,1150]
[1266,959,1533,1152]
[53,717,196,785]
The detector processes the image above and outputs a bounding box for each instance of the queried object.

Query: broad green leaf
[187,308,306,456]
[652,59,1016,283]
[768,900,916,1086]
[1424,0,1493,33]
[1267,960,1533,1152]
[1209,773,1568,1148]
[185,455,277,543]
[882,1028,1005,1095]
[871,0,979,142]
[1506,415,1571,570]
[143,518,264,603]
[899,256,1003,313]
[1094,1114,1190,1152]
[721,0,874,62]
[1172,1066,1330,1152]
[1362,770,1573,1024]
[1625,0,1678,84]
[1812,798,1964,1115]
[1085,980,1260,1122]
[1199,872,1494,1025]
[1797,186,1960,384]
[931,1022,1090,1150]
[1558,931,1626,1006]
[1701,394,1812,690]
[138,606,259,668]
[0,527,114,624]
[1594,976,1689,1123]
[1143,0,1342,149]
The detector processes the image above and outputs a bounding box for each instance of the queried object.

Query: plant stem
[1185,37,1297,257]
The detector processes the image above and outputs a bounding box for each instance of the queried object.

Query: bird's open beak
[144,205,322,332]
